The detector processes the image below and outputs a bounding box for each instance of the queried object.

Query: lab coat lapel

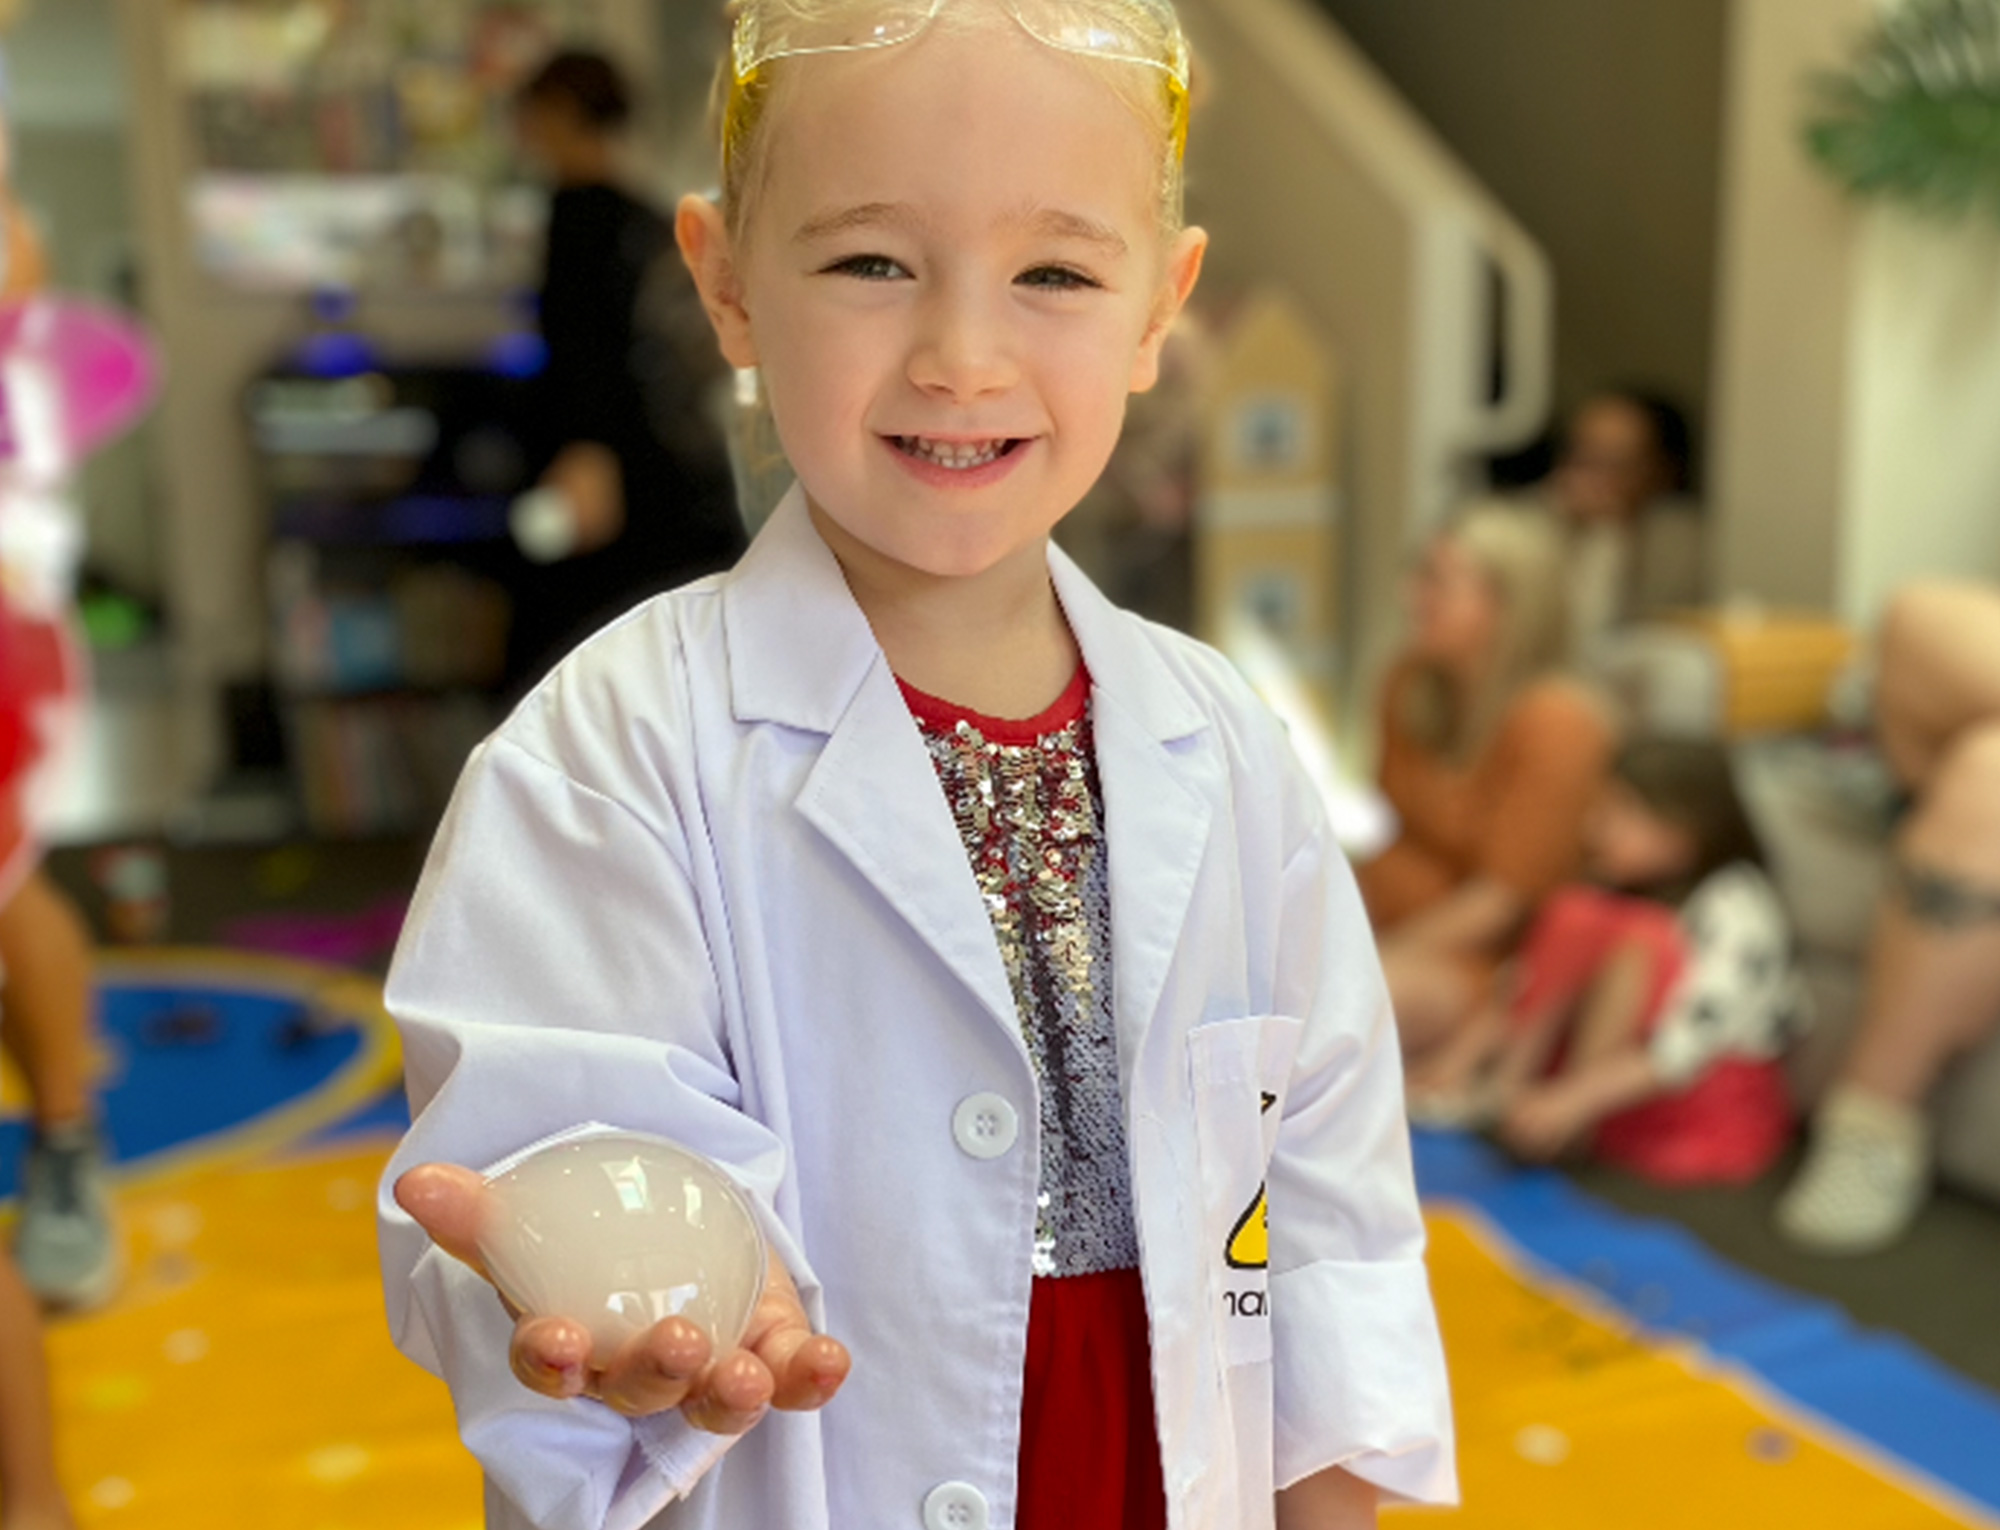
[1050,548,1215,1068]
[722,489,1022,1040]
[796,674,1023,1038]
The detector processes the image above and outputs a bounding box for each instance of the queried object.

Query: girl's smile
[885,432,1034,486]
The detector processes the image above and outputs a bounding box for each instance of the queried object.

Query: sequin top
[902,668,1140,1279]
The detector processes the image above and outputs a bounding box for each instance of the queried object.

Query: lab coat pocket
[1187,1014,1304,1368]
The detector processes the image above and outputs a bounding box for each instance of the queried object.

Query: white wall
[7,0,122,131]
[1179,0,1417,704]
[1711,0,2000,629]
[1177,0,1552,723]
[1317,0,1729,430]
[1841,213,2000,623]
[1708,0,1867,613]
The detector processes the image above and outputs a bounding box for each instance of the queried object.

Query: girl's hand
[394,1162,850,1433]
[542,442,626,554]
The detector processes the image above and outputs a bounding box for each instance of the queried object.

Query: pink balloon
[0,295,160,464]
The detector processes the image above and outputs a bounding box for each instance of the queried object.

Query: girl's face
[1407,534,1500,669]
[1586,780,1696,889]
[680,22,1205,581]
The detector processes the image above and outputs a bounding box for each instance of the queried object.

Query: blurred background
[4,0,2000,1526]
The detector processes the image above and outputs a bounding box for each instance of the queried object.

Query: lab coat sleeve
[378,733,812,1530]
[1265,790,1458,1506]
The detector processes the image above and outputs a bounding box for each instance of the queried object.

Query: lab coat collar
[723,485,1218,1055]
[720,484,1213,746]
[720,487,881,736]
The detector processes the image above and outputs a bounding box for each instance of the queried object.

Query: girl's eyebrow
[1019,208,1128,256]
[794,202,923,244]
[792,201,1128,257]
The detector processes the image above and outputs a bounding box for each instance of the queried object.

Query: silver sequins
[915,702,1139,1278]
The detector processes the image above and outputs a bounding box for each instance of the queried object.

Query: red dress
[902,668,1168,1530]
[1510,883,1796,1185]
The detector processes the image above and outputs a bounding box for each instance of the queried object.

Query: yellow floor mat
[1396,1207,1992,1527]
[29,1135,1987,1528]
[45,1139,481,1529]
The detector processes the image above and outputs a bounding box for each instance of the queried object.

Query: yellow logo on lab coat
[1225,1093,1278,1271]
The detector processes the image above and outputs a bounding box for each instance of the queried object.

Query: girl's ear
[1130,226,1208,394]
[676,194,759,370]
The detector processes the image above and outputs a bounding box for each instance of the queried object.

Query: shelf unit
[250,359,536,838]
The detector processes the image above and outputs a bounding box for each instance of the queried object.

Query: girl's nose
[907,289,1018,402]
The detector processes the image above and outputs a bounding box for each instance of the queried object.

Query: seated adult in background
[1780,582,2000,1253]
[1359,504,1616,1063]
[1541,389,1706,657]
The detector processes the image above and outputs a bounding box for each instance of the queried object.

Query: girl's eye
[824,253,909,281]
[1017,265,1102,292]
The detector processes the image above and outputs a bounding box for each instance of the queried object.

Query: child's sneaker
[14,1120,121,1309]
[1776,1086,1931,1255]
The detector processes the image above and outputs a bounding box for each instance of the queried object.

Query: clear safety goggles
[731,0,1190,141]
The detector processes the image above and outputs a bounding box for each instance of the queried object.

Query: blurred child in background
[0,24,138,1524]
[1412,738,1808,1185]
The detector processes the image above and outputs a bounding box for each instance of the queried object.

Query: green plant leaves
[1805,0,2000,219]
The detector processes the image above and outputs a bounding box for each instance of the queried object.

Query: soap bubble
[478,1133,766,1364]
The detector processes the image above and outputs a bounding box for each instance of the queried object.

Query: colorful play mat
[1,950,1996,1528]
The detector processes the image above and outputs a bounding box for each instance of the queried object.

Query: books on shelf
[288,690,493,838]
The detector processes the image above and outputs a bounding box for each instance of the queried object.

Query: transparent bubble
[478,1133,766,1364]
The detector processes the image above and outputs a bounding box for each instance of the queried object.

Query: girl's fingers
[394,1163,496,1281]
[510,1315,594,1399]
[593,1318,713,1418]
[735,1250,849,1412]
[595,1319,712,1417]
[680,1349,777,1435]
[765,1331,851,1412]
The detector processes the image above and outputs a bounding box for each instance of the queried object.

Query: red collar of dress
[897,664,1092,745]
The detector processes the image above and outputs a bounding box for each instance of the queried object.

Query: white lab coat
[379,486,1455,1530]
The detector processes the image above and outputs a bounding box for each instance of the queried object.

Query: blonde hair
[1402,501,1573,761]
[712,0,1190,246]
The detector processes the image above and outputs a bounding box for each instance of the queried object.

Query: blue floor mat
[1415,1127,2000,1514]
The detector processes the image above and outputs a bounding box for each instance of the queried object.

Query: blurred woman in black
[506,50,746,689]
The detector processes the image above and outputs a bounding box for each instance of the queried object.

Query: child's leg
[0,1249,76,1530]
[0,871,116,1310]
[0,871,94,1130]
[1405,997,1509,1101]
[1379,945,1481,1060]
[1563,935,1666,1071]
[1502,932,1676,1162]
[1481,887,1637,1110]
[1483,994,1577,1106]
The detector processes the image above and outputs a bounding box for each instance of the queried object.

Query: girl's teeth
[902,437,1007,470]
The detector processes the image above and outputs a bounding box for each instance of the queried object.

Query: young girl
[1411,738,1808,1184]
[380,3,1454,1527]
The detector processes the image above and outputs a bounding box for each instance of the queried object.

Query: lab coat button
[951,1093,1019,1160]
[922,1481,990,1530]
